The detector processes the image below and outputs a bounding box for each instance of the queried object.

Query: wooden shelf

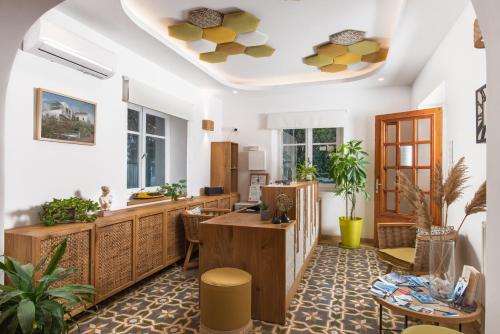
[211,142,239,194]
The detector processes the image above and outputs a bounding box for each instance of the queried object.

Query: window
[280,128,342,184]
[127,104,167,189]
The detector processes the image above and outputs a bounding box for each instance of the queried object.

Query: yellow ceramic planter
[339,216,363,249]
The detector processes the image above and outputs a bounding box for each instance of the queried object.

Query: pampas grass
[398,171,432,232]
[457,181,487,233]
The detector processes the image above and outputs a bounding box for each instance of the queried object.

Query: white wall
[3,9,222,229]
[411,4,486,275]
[222,86,411,239]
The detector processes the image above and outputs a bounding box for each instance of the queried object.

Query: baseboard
[319,234,374,247]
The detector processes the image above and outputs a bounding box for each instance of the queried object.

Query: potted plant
[0,239,96,333]
[158,180,187,201]
[327,140,369,249]
[296,160,318,181]
[39,197,100,226]
[259,201,272,220]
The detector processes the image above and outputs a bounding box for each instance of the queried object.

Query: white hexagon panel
[186,39,217,54]
[348,62,369,71]
[236,30,269,47]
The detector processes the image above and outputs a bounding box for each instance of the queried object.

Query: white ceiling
[57,0,469,94]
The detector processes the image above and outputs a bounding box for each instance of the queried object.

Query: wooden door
[374,108,442,245]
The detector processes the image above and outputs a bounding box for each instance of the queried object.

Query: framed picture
[36,88,96,145]
[475,84,486,143]
[250,173,269,186]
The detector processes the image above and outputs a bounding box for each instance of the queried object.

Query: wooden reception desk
[199,181,319,324]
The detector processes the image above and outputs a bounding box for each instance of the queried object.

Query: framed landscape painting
[36,88,96,145]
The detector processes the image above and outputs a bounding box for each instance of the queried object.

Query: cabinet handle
[375,178,382,194]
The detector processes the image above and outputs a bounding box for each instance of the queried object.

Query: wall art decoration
[476,84,486,143]
[36,88,96,145]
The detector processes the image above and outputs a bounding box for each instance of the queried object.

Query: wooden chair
[181,208,230,270]
[377,222,428,274]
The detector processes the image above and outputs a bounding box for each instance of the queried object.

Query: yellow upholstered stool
[200,267,252,334]
[402,325,462,334]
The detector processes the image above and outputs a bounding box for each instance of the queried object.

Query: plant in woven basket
[158,180,187,201]
[0,239,96,334]
[39,197,100,226]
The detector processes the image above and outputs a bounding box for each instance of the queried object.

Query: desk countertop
[201,211,295,230]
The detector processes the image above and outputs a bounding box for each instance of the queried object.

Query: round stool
[402,325,463,334]
[200,267,252,334]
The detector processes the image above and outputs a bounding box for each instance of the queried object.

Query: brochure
[369,288,386,298]
[373,281,398,296]
[379,272,408,285]
[411,291,436,304]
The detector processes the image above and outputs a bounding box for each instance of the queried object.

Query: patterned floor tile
[71,244,405,333]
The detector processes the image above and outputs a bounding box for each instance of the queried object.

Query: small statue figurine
[99,186,113,211]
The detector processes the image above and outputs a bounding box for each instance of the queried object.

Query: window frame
[279,127,343,188]
[127,103,169,191]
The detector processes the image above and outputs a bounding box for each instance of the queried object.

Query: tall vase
[429,239,456,302]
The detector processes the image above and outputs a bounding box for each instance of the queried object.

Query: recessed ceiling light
[378,77,385,82]
[232,90,239,94]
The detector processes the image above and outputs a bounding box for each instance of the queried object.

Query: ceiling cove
[121,0,406,90]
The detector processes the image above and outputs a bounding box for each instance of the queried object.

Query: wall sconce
[202,119,214,131]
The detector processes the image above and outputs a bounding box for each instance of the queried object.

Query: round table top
[370,279,482,325]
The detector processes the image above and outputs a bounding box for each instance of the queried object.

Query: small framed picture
[36,88,96,145]
[250,173,269,186]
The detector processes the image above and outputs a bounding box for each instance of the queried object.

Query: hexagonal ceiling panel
[122,0,404,89]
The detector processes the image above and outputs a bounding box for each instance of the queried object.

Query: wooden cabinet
[211,142,238,194]
[5,193,238,307]
[218,197,230,209]
[230,193,240,210]
[4,224,94,288]
[94,218,134,301]
[205,200,218,208]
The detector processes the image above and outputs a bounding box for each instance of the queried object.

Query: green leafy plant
[328,140,369,219]
[0,239,97,333]
[296,160,318,181]
[158,180,187,201]
[39,197,100,226]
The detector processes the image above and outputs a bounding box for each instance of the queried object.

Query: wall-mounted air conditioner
[23,19,116,79]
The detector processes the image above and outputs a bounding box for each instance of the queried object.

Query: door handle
[375,178,382,194]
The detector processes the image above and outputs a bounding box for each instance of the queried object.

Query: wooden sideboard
[199,181,319,324]
[4,192,240,304]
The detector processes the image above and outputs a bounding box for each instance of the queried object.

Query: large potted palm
[328,140,369,249]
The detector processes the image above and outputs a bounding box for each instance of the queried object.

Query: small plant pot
[260,210,272,221]
[339,216,363,249]
[306,174,313,181]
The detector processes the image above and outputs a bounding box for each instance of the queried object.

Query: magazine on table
[373,281,398,296]
[411,291,436,304]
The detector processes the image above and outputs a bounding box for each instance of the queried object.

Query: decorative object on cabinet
[276,193,293,223]
[39,197,100,226]
[259,202,272,220]
[202,119,215,131]
[0,238,97,333]
[204,186,224,196]
[168,8,274,63]
[98,185,112,211]
[211,141,239,194]
[250,173,269,186]
[131,191,164,200]
[181,208,230,270]
[36,88,96,145]
[474,19,485,49]
[296,160,318,181]
[476,84,486,143]
[158,180,187,201]
[327,139,369,249]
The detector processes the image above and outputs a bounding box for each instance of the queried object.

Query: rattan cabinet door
[205,200,218,208]
[136,213,164,279]
[218,198,230,209]
[39,229,92,288]
[95,220,134,299]
[166,209,186,262]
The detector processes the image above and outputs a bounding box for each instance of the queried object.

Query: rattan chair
[181,208,230,270]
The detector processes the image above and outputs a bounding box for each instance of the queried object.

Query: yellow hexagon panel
[168,23,203,41]
[216,42,246,55]
[203,26,237,44]
[320,63,347,73]
[317,43,348,58]
[348,40,380,56]
[245,44,275,58]
[334,53,362,65]
[304,54,333,67]
[362,48,389,63]
[199,51,228,63]
[222,11,260,33]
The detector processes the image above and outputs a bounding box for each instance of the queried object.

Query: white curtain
[122,76,194,120]
[266,110,348,129]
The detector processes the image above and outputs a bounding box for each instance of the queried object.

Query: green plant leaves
[43,239,67,277]
[18,299,35,334]
[39,197,100,226]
